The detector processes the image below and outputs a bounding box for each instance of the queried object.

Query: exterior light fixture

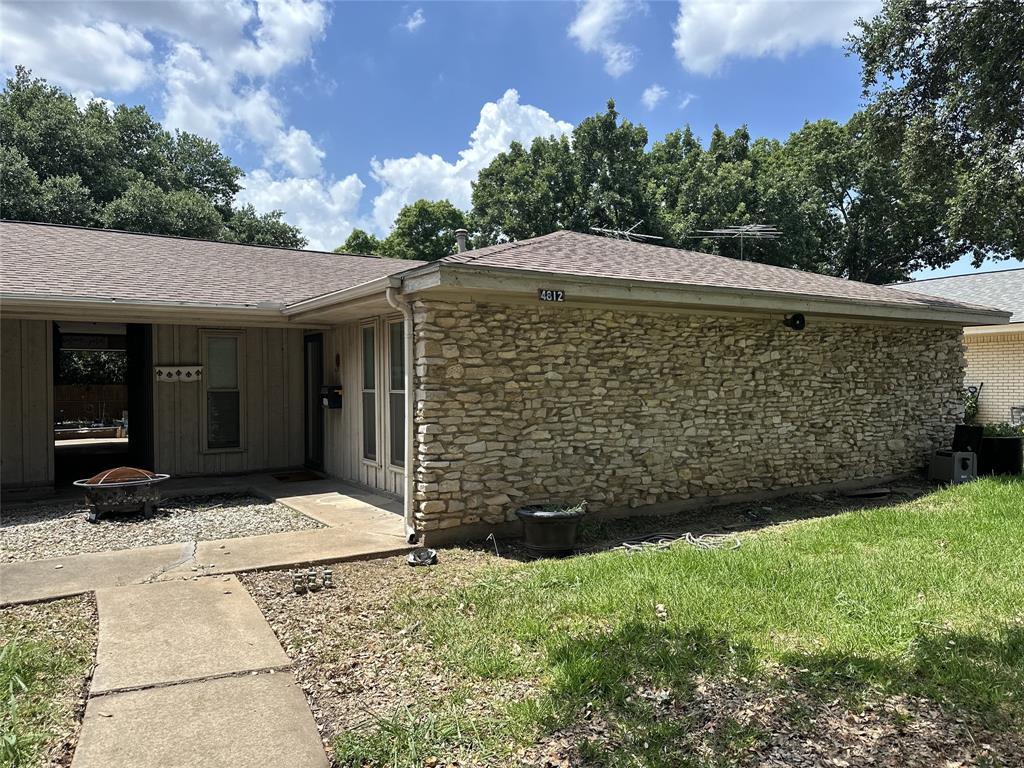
[783,313,806,331]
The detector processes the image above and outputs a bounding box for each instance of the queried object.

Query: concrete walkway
[1,477,410,605]
[73,577,328,768]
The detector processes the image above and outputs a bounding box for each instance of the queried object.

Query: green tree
[38,175,97,225]
[471,135,578,243]
[849,0,1024,264]
[573,99,656,233]
[0,145,41,220]
[102,180,223,239]
[336,228,382,255]
[227,204,307,248]
[381,199,467,261]
[0,68,303,247]
[780,113,954,283]
[471,100,655,244]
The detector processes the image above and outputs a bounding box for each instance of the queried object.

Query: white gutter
[385,285,418,543]
[282,276,400,316]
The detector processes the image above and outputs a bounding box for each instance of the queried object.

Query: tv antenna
[688,223,781,260]
[590,220,663,243]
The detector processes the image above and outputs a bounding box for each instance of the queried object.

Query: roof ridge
[445,230,570,266]
[0,218,385,261]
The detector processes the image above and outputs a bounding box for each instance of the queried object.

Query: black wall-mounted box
[320,385,343,409]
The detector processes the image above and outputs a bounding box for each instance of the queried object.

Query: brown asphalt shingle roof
[442,230,998,314]
[0,223,1005,319]
[0,221,423,307]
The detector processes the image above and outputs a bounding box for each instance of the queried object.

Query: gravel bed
[1,494,324,563]
[0,594,97,767]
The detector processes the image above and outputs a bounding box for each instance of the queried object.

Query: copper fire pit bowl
[73,467,170,523]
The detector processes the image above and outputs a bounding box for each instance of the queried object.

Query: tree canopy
[0,68,306,248]
[335,199,467,262]
[849,0,1024,266]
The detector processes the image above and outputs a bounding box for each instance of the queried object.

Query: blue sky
[0,0,1006,278]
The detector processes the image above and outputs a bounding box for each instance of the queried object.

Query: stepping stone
[91,576,289,694]
[72,673,329,768]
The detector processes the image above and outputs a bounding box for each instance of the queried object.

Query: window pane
[389,322,404,391]
[389,392,404,466]
[207,337,238,389]
[207,391,240,449]
[361,326,375,390]
[362,391,376,460]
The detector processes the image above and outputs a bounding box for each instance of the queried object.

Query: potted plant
[515,500,587,556]
[978,423,1024,476]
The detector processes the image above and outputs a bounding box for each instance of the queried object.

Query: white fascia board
[420,264,1012,327]
[964,322,1024,336]
[0,294,310,328]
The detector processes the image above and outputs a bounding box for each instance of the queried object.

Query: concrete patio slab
[0,541,192,605]
[72,673,329,768]
[1,475,411,605]
[91,577,289,694]
[269,489,404,531]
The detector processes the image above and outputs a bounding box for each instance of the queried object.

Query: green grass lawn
[0,597,95,768]
[338,478,1024,766]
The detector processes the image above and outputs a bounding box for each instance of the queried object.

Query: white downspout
[385,284,418,543]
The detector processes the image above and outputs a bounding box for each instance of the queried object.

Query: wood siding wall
[323,315,404,496]
[152,324,304,476]
[1,319,54,487]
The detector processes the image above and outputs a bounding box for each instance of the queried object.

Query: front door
[304,333,324,470]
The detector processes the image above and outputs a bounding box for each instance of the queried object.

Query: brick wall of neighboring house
[963,329,1024,424]
[411,299,966,534]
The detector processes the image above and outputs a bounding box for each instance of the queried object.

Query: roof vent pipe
[454,228,468,253]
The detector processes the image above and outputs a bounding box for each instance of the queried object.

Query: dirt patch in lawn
[1,493,324,563]
[242,548,533,758]
[0,595,97,768]
[523,673,1024,768]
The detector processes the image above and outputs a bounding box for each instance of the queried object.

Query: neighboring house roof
[0,220,423,308]
[440,230,1000,316]
[890,268,1024,323]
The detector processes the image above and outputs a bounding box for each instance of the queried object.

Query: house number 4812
[538,289,566,302]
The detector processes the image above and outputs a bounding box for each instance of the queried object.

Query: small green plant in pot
[978,422,1024,476]
[515,500,587,557]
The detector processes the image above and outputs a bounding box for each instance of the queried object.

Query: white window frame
[359,320,380,466]
[386,316,406,471]
[200,329,246,454]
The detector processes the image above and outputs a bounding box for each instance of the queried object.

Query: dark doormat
[272,470,324,483]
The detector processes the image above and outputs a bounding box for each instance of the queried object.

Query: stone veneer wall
[412,299,965,533]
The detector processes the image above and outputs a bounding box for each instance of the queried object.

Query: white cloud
[236,170,366,251]
[641,84,668,110]
[403,8,426,32]
[673,0,879,75]
[368,89,573,233]
[568,0,643,78]
[0,0,328,177]
[678,92,695,110]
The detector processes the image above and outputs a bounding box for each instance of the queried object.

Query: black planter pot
[515,506,586,556]
[977,436,1024,476]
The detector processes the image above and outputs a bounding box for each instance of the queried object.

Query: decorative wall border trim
[154,365,203,382]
